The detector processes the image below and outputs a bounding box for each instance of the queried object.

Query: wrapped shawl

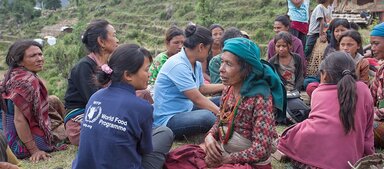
[2,67,52,145]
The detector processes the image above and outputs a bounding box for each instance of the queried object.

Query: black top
[64,56,99,109]
[269,52,304,91]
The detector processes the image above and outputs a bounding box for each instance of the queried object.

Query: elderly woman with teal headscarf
[165,38,285,169]
[369,22,384,148]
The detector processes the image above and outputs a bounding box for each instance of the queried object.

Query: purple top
[267,35,306,72]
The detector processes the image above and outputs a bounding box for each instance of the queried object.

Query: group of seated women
[0,18,383,169]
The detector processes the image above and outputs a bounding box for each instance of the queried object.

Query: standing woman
[64,19,119,145]
[339,30,369,85]
[277,52,374,169]
[153,24,224,139]
[73,44,173,169]
[1,40,67,162]
[148,26,185,85]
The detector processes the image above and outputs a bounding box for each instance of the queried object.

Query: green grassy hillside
[0,1,379,169]
[1,0,290,98]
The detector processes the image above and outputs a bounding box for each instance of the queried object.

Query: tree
[43,0,61,10]
[10,0,35,23]
[195,0,216,27]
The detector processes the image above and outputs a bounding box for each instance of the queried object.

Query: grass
[1,0,379,168]
[20,125,291,169]
[20,145,77,169]
[18,124,384,169]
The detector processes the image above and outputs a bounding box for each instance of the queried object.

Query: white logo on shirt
[85,103,102,123]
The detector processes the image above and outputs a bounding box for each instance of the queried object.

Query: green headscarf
[223,37,285,112]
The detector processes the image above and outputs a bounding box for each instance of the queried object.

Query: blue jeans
[166,109,216,139]
[166,96,219,139]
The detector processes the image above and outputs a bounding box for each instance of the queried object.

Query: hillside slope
[0,0,288,97]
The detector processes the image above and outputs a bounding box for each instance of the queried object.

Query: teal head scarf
[371,23,384,37]
[222,37,285,112]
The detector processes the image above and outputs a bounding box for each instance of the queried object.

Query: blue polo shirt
[153,48,204,126]
[72,82,153,169]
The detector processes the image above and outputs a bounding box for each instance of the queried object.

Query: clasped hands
[204,133,231,168]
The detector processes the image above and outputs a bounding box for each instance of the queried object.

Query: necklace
[218,86,243,144]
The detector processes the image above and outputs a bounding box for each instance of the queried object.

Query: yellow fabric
[6,147,20,166]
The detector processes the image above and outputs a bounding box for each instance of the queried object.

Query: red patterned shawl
[2,67,52,145]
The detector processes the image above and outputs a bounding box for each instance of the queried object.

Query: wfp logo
[85,105,102,123]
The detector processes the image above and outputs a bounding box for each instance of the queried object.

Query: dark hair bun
[81,33,88,44]
[185,25,197,37]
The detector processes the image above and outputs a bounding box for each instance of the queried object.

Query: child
[305,0,332,58]
[269,31,309,123]
[339,30,369,84]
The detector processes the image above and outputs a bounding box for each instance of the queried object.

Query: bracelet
[23,138,34,145]
[24,140,38,152]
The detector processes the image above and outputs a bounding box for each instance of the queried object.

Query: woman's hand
[29,150,51,163]
[205,156,222,168]
[205,152,231,168]
[204,133,222,164]
[320,33,327,43]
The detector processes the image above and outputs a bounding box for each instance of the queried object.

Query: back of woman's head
[274,31,292,46]
[96,44,152,85]
[319,51,357,134]
[275,15,291,28]
[165,26,184,43]
[5,40,42,67]
[183,24,213,49]
[220,27,243,46]
[82,19,110,54]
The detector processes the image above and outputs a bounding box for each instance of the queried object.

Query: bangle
[24,140,38,153]
[23,138,34,144]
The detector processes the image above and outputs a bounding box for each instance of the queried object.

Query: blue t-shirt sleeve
[197,63,204,87]
[167,64,197,92]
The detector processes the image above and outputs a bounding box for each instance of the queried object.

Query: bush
[40,28,86,98]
